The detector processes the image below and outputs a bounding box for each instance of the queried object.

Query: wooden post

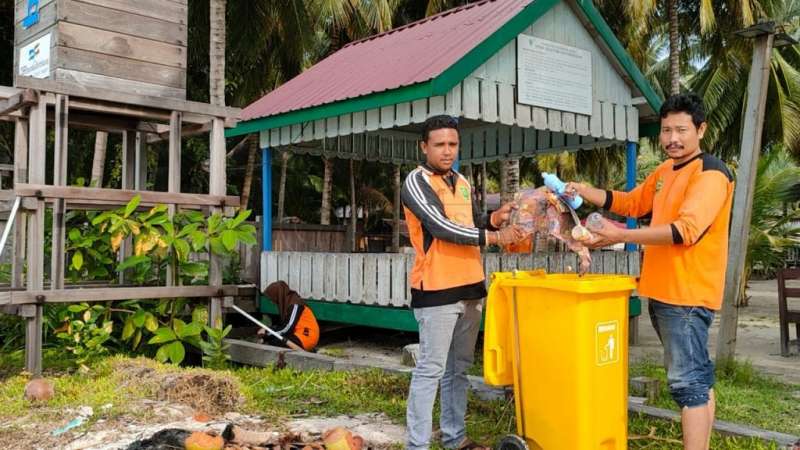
[119,130,137,283]
[262,147,272,252]
[25,96,46,376]
[393,164,401,252]
[12,118,28,289]
[209,117,226,327]
[166,111,181,286]
[51,95,69,291]
[717,33,775,363]
[134,132,147,190]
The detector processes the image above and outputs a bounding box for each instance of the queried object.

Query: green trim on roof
[574,0,662,113]
[226,81,435,137]
[430,0,559,95]
[229,0,663,138]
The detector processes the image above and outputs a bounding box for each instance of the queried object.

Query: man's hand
[564,182,586,199]
[586,216,626,249]
[563,181,609,209]
[490,202,517,228]
[488,225,526,245]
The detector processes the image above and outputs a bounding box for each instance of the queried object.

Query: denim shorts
[648,299,716,408]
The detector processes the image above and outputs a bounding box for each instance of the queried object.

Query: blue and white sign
[22,0,40,29]
[19,33,51,79]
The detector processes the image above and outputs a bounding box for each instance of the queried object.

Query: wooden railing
[261,250,641,308]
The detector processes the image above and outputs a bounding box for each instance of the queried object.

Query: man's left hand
[586,216,626,249]
[490,202,516,228]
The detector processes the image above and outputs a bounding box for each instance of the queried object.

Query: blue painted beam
[625,141,638,252]
[262,147,272,251]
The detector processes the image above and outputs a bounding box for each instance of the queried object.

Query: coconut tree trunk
[239,134,258,210]
[501,159,519,203]
[393,164,401,252]
[481,162,488,215]
[350,159,357,252]
[277,151,289,223]
[320,157,334,225]
[90,131,108,187]
[668,0,680,95]
[209,0,226,106]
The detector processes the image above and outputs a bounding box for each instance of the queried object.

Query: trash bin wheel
[496,434,528,450]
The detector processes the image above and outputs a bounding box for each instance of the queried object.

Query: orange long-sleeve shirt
[606,153,734,310]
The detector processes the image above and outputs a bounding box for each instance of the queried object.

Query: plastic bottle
[586,212,604,231]
[542,172,583,209]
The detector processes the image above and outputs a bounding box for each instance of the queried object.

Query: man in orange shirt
[566,93,733,450]
[401,115,524,450]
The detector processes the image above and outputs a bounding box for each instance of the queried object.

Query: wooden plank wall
[261,250,641,308]
[13,0,187,99]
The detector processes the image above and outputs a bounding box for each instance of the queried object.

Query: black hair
[659,93,706,128]
[421,115,459,142]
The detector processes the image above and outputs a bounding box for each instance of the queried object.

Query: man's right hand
[564,182,586,199]
[488,225,526,245]
[564,181,608,208]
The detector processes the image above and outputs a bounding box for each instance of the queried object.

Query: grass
[0,352,796,449]
[630,358,800,436]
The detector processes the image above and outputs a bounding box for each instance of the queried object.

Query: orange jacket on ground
[605,152,734,310]
[401,165,495,308]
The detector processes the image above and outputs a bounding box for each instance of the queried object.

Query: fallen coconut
[184,431,224,450]
[322,427,363,450]
[24,378,54,402]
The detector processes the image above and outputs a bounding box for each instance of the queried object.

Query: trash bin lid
[490,271,637,295]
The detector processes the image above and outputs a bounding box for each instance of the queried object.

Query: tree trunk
[90,131,108,187]
[209,0,226,106]
[350,159,357,252]
[320,157,334,225]
[239,134,258,210]
[481,162,488,215]
[668,0,680,95]
[501,159,519,203]
[393,165,401,252]
[277,151,289,223]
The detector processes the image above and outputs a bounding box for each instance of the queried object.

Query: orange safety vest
[404,167,485,292]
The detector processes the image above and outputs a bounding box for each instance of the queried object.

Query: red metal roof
[242,0,533,121]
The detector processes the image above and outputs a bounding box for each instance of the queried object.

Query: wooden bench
[777,268,800,356]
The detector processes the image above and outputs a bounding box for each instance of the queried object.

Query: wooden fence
[261,250,640,308]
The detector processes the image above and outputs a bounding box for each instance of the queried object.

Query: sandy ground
[629,279,800,384]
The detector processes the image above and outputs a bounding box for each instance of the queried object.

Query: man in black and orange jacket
[401,115,524,450]
[567,93,734,450]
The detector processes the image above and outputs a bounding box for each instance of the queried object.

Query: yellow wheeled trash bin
[483,270,637,450]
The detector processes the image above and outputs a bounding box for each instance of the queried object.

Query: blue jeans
[649,299,716,408]
[406,300,483,450]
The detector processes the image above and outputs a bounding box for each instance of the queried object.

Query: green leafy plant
[199,320,232,370]
[54,303,114,367]
[147,317,203,365]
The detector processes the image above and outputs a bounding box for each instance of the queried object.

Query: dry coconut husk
[157,372,241,415]
[112,358,241,415]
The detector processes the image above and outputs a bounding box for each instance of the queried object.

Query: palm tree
[209,0,226,107]
[309,0,402,230]
[320,158,335,225]
[691,0,800,162]
[740,145,800,304]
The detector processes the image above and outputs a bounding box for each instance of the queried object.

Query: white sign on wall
[18,33,51,79]
[517,35,592,115]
